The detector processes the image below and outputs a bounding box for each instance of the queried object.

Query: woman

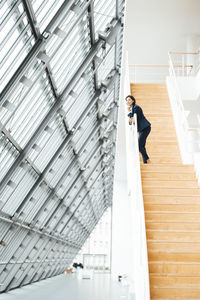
[126,95,151,164]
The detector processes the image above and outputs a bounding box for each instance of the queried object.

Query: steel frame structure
[0,0,125,292]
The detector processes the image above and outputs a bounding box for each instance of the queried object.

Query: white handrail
[126,113,150,300]
[123,51,150,300]
[124,73,150,300]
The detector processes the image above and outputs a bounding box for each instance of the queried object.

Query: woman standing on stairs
[126,95,151,164]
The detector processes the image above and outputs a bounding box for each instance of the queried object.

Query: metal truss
[0,0,125,292]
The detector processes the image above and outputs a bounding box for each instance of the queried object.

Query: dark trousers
[138,126,151,163]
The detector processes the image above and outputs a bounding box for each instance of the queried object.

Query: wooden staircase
[131,84,200,300]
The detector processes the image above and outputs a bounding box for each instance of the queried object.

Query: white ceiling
[125,0,200,65]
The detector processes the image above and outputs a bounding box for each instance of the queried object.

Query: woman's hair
[125,95,136,105]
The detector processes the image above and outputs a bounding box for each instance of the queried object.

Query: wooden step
[143,187,200,196]
[149,127,175,132]
[146,147,179,153]
[145,212,200,222]
[149,261,200,275]
[131,83,166,91]
[139,107,171,113]
[143,195,200,205]
[139,108,172,113]
[147,230,200,242]
[140,157,181,164]
[148,133,176,139]
[146,141,178,146]
[146,114,174,119]
[141,164,194,173]
[147,119,174,124]
[147,141,178,146]
[142,180,198,188]
[147,241,200,252]
[149,129,176,134]
[150,286,200,299]
[149,251,200,262]
[150,274,200,285]
[148,136,177,142]
[146,223,200,231]
[144,203,200,212]
[146,150,180,156]
[142,172,196,181]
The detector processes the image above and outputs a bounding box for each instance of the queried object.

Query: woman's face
[126,97,133,106]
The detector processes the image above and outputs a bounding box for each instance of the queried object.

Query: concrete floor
[0,273,133,300]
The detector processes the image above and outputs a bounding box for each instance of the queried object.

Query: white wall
[125,0,200,65]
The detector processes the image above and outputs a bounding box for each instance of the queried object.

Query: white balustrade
[168,51,200,183]
[124,53,150,300]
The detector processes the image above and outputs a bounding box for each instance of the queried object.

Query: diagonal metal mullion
[49,123,116,233]
[2,232,46,287]
[0,0,77,102]
[11,70,116,219]
[33,137,103,229]
[60,166,105,236]
[21,0,40,39]
[11,134,70,217]
[0,40,104,194]
[0,21,121,194]
[40,142,103,230]
[88,2,99,90]
[69,198,98,234]
[27,240,58,285]
[21,0,70,140]
[2,232,48,289]
[44,152,104,232]
[13,88,101,217]
[71,215,90,236]
[52,163,104,234]
[0,215,80,249]
[57,128,116,230]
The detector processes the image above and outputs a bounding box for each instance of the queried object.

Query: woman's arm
[128,105,136,125]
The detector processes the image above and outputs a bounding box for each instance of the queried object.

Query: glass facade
[0,0,125,292]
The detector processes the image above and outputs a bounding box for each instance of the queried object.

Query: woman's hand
[129,117,134,125]
[128,117,135,125]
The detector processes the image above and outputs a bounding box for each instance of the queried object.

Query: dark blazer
[128,104,151,132]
